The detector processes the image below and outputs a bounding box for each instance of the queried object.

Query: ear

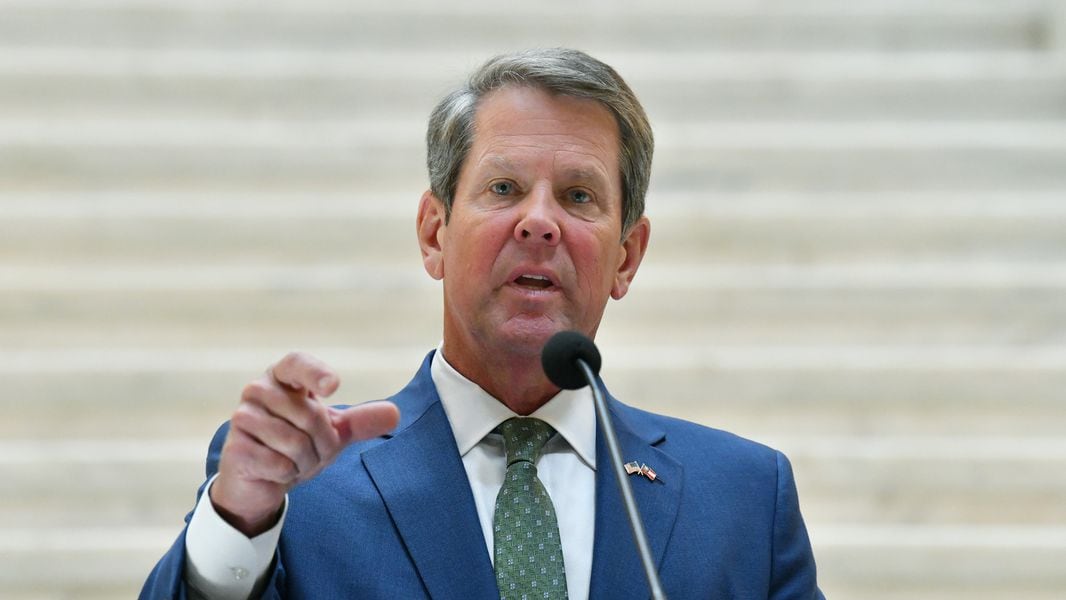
[416,190,446,280]
[611,216,651,300]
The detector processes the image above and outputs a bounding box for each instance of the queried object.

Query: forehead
[464,86,621,182]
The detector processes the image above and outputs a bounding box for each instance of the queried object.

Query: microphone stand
[577,359,668,600]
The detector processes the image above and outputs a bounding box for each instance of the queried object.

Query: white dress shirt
[185,348,597,599]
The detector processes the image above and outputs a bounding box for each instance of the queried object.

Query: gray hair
[426,48,654,235]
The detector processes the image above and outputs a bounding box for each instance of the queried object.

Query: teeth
[514,274,553,289]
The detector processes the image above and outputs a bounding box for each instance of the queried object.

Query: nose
[514,188,561,246]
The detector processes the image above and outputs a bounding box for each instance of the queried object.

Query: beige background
[2,1,1066,597]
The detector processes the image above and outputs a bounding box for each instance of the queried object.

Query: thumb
[330,401,401,447]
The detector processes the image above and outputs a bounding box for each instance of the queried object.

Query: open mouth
[513,274,554,290]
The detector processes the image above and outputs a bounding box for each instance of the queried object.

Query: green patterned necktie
[493,417,569,600]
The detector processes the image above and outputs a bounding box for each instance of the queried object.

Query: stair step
[2,287,1064,346]
[4,262,1065,293]
[5,120,1066,191]
[815,524,1066,597]
[0,2,1047,52]
[2,211,1063,264]
[2,436,1064,528]
[5,365,1064,438]
[3,50,1064,120]
[1,510,1065,597]
[3,189,1065,218]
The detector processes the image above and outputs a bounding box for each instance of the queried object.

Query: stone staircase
[2,1,1065,598]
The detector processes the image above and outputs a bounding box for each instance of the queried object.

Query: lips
[507,268,559,292]
[514,274,553,289]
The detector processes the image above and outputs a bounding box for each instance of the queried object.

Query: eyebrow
[480,156,608,183]
[558,166,608,186]
[482,155,521,173]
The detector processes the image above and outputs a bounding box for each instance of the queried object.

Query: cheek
[449,218,509,275]
[570,238,616,291]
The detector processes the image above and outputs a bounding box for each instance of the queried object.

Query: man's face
[418,85,650,366]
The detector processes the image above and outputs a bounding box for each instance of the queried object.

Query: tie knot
[499,417,555,466]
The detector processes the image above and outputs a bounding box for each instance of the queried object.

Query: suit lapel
[360,355,498,600]
[589,394,682,600]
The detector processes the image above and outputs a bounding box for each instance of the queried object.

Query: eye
[490,181,514,196]
[568,189,593,204]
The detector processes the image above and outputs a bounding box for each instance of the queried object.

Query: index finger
[269,351,340,398]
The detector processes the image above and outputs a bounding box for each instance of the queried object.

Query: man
[142,48,823,599]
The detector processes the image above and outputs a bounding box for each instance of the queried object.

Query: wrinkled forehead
[484,155,605,181]
[471,84,621,138]
[463,86,622,182]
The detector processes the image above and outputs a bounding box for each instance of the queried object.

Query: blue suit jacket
[142,351,823,599]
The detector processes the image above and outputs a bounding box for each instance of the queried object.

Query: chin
[497,316,570,355]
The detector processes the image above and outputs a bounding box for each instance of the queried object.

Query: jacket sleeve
[769,450,826,600]
[139,423,290,600]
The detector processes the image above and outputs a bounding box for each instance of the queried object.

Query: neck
[440,341,559,416]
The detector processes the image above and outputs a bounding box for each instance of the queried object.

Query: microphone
[541,331,668,600]
[541,330,601,390]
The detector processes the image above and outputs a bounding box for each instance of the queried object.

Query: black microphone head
[541,330,602,390]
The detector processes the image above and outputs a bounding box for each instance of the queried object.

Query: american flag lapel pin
[639,463,661,483]
[624,461,664,483]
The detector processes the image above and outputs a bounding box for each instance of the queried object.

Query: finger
[330,402,401,446]
[222,427,300,485]
[269,351,340,398]
[240,378,342,468]
[230,402,321,478]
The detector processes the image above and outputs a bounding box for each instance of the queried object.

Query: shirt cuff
[184,475,288,600]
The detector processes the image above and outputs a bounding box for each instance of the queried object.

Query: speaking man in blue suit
[142,48,824,600]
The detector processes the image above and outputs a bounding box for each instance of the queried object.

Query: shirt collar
[431,344,597,470]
